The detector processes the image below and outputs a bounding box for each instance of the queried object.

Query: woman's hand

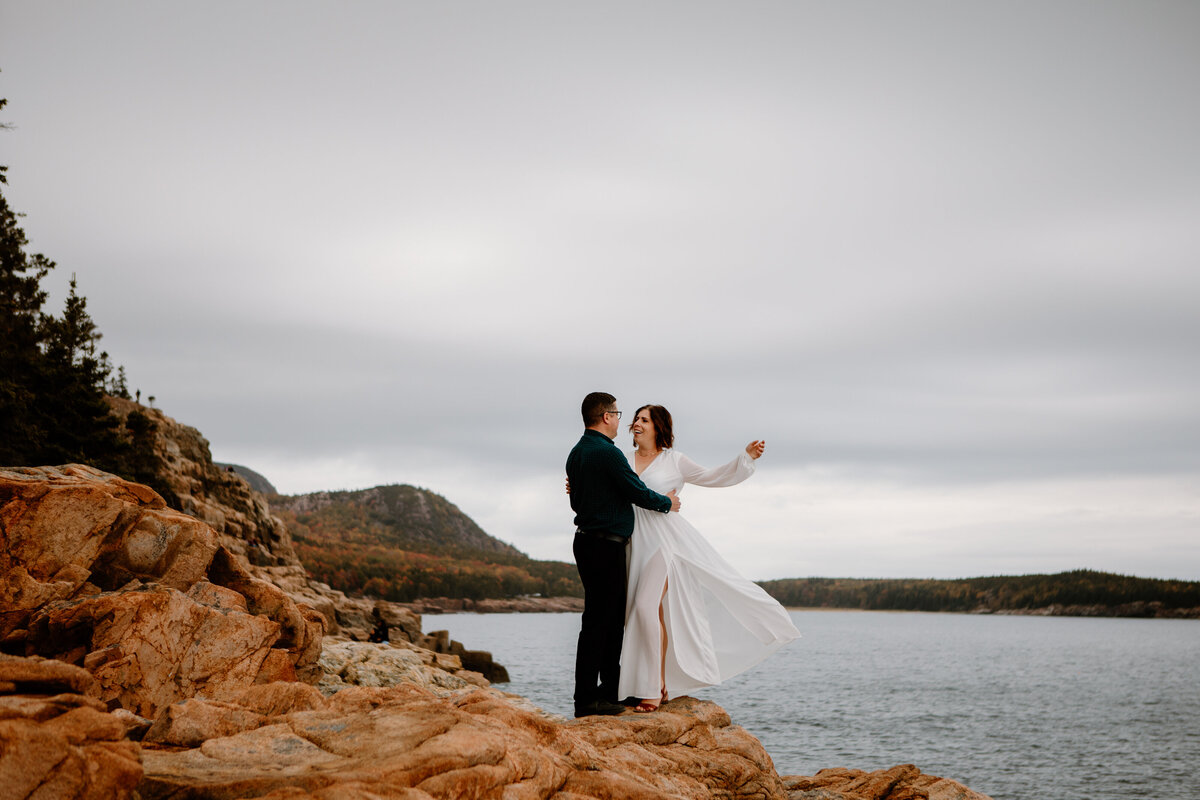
[745,440,765,460]
[564,478,572,495]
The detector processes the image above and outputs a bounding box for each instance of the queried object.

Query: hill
[758,570,1200,617]
[271,484,582,602]
[271,484,523,557]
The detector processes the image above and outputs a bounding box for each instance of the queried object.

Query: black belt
[575,527,629,545]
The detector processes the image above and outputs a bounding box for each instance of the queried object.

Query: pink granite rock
[139,688,790,800]
[783,764,994,800]
[0,655,143,800]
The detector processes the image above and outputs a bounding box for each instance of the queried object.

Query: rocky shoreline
[983,602,1200,619]
[1,407,994,798]
[412,596,1200,619]
[3,652,989,800]
[405,595,585,614]
[0,461,994,799]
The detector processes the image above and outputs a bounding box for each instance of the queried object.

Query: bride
[619,404,801,712]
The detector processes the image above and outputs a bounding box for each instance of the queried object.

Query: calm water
[430,610,1200,800]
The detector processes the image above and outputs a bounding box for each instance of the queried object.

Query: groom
[566,391,680,717]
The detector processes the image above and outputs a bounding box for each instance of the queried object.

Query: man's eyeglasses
[605,410,623,419]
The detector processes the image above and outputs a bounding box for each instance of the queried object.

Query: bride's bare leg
[631,554,668,713]
[658,579,668,702]
[637,579,670,712]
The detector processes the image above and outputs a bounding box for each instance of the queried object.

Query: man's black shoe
[619,696,640,707]
[574,700,625,717]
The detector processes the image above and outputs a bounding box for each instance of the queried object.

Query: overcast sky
[4,1,1198,581]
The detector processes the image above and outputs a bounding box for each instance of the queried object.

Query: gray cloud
[4,0,1199,577]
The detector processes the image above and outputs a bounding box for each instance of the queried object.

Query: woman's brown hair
[629,404,674,450]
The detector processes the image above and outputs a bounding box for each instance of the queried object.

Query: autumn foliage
[274,490,582,602]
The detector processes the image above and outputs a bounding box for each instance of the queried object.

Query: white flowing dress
[618,449,801,700]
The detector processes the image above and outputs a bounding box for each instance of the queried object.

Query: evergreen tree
[0,149,56,463]
[32,275,124,464]
[1,94,127,469]
[110,365,131,399]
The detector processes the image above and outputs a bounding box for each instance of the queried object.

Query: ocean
[430,610,1199,800]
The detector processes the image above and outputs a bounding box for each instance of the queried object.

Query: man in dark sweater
[566,391,680,717]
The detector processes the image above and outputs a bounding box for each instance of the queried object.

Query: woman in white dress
[619,404,801,712]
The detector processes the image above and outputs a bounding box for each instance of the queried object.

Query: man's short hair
[582,392,617,427]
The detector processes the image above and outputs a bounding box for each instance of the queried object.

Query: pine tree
[0,161,57,463]
[33,275,124,464]
[1,94,126,469]
[110,365,131,399]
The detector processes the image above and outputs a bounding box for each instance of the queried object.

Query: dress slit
[623,548,669,699]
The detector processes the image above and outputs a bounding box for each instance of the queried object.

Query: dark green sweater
[565,429,672,539]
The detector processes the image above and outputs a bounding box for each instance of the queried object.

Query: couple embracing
[566,391,800,718]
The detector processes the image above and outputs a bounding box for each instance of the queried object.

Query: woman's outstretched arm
[675,442,762,488]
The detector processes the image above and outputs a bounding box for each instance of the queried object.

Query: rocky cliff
[0,464,326,703]
[101,399,436,644]
[102,399,567,616]
[1,463,994,799]
[105,397,299,570]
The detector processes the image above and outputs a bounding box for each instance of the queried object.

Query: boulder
[0,655,143,800]
[316,640,479,696]
[27,582,282,719]
[144,697,268,748]
[213,681,328,716]
[322,591,423,643]
[0,652,100,696]
[783,764,994,800]
[0,464,217,641]
[140,682,333,748]
[207,548,327,682]
[419,630,509,684]
[458,649,510,684]
[1,466,327,717]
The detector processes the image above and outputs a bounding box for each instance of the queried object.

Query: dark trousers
[573,530,628,711]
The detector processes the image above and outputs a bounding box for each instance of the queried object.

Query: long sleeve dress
[617,449,801,701]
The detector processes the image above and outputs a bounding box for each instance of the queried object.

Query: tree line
[757,570,1200,612]
[292,537,582,602]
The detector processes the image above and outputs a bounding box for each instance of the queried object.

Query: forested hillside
[759,570,1200,615]
[272,485,582,602]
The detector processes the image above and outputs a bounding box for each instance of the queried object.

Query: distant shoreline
[404,596,585,614]
[405,600,1200,620]
[401,596,1200,619]
[759,571,1200,619]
